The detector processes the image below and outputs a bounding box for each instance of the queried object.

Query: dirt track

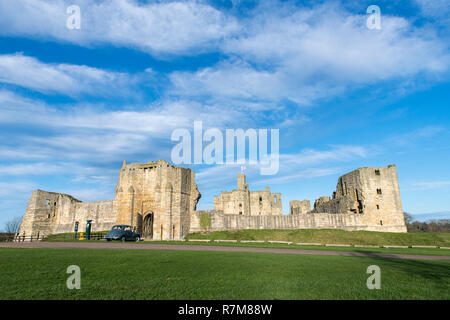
[1,241,449,261]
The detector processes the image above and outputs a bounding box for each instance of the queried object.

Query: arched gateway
[143,213,154,239]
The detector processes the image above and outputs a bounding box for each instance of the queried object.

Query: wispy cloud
[385,126,445,147]
[411,181,450,190]
[0,0,238,56]
[169,2,450,106]
[0,90,250,167]
[0,53,139,97]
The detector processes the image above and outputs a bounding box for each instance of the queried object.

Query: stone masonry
[213,174,282,216]
[19,160,200,240]
[19,162,407,239]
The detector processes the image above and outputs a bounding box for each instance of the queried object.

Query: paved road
[1,241,449,261]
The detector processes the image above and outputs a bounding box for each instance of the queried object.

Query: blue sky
[0,0,449,228]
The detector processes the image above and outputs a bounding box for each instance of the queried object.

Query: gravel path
[1,241,449,261]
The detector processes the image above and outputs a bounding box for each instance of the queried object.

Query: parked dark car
[105,225,141,242]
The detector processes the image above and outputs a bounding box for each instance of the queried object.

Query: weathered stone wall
[290,200,311,214]
[19,162,407,239]
[307,164,406,232]
[19,160,200,240]
[214,174,282,216]
[114,160,200,240]
[19,190,117,238]
[197,164,406,234]
[191,210,405,233]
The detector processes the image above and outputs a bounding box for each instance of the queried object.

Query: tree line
[404,212,450,232]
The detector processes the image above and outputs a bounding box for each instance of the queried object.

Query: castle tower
[237,173,247,190]
[310,164,406,232]
[213,173,282,216]
[114,160,200,240]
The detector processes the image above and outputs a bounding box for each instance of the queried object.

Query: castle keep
[19,162,407,239]
[214,174,282,216]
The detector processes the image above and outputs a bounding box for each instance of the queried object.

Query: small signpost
[74,221,79,239]
[86,220,92,240]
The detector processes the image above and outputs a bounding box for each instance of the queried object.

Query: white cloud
[195,144,369,189]
[415,0,450,18]
[0,181,37,197]
[411,181,450,191]
[385,126,445,147]
[169,2,450,106]
[280,145,368,167]
[0,0,238,55]
[0,53,138,96]
[0,90,250,166]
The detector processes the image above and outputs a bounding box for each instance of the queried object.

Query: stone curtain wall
[191,210,406,233]
[19,190,117,238]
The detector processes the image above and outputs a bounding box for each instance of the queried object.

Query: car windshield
[112,226,125,230]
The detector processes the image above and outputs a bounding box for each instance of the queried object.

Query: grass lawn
[142,240,450,256]
[186,229,450,246]
[0,248,449,300]
[43,229,450,256]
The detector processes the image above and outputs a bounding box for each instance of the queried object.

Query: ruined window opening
[239,211,242,215]
[239,203,242,207]
[273,196,277,203]
[376,205,380,210]
[259,197,262,202]
[47,214,50,219]
[377,189,382,195]
[54,202,57,206]
[46,199,50,205]
[375,169,380,175]
[355,189,363,214]
[344,182,347,195]
[380,220,383,226]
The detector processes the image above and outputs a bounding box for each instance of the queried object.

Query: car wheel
[135,236,140,242]
[107,238,111,242]
[121,236,126,242]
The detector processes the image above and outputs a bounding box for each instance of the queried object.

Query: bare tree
[4,216,22,234]
[403,212,414,224]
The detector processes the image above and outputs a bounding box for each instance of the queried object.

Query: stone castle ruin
[19,162,407,240]
[213,174,282,216]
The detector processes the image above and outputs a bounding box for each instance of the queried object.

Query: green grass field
[0,247,449,299]
[44,229,450,247]
[43,229,450,256]
[186,229,450,246]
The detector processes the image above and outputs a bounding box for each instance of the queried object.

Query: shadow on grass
[351,250,450,282]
